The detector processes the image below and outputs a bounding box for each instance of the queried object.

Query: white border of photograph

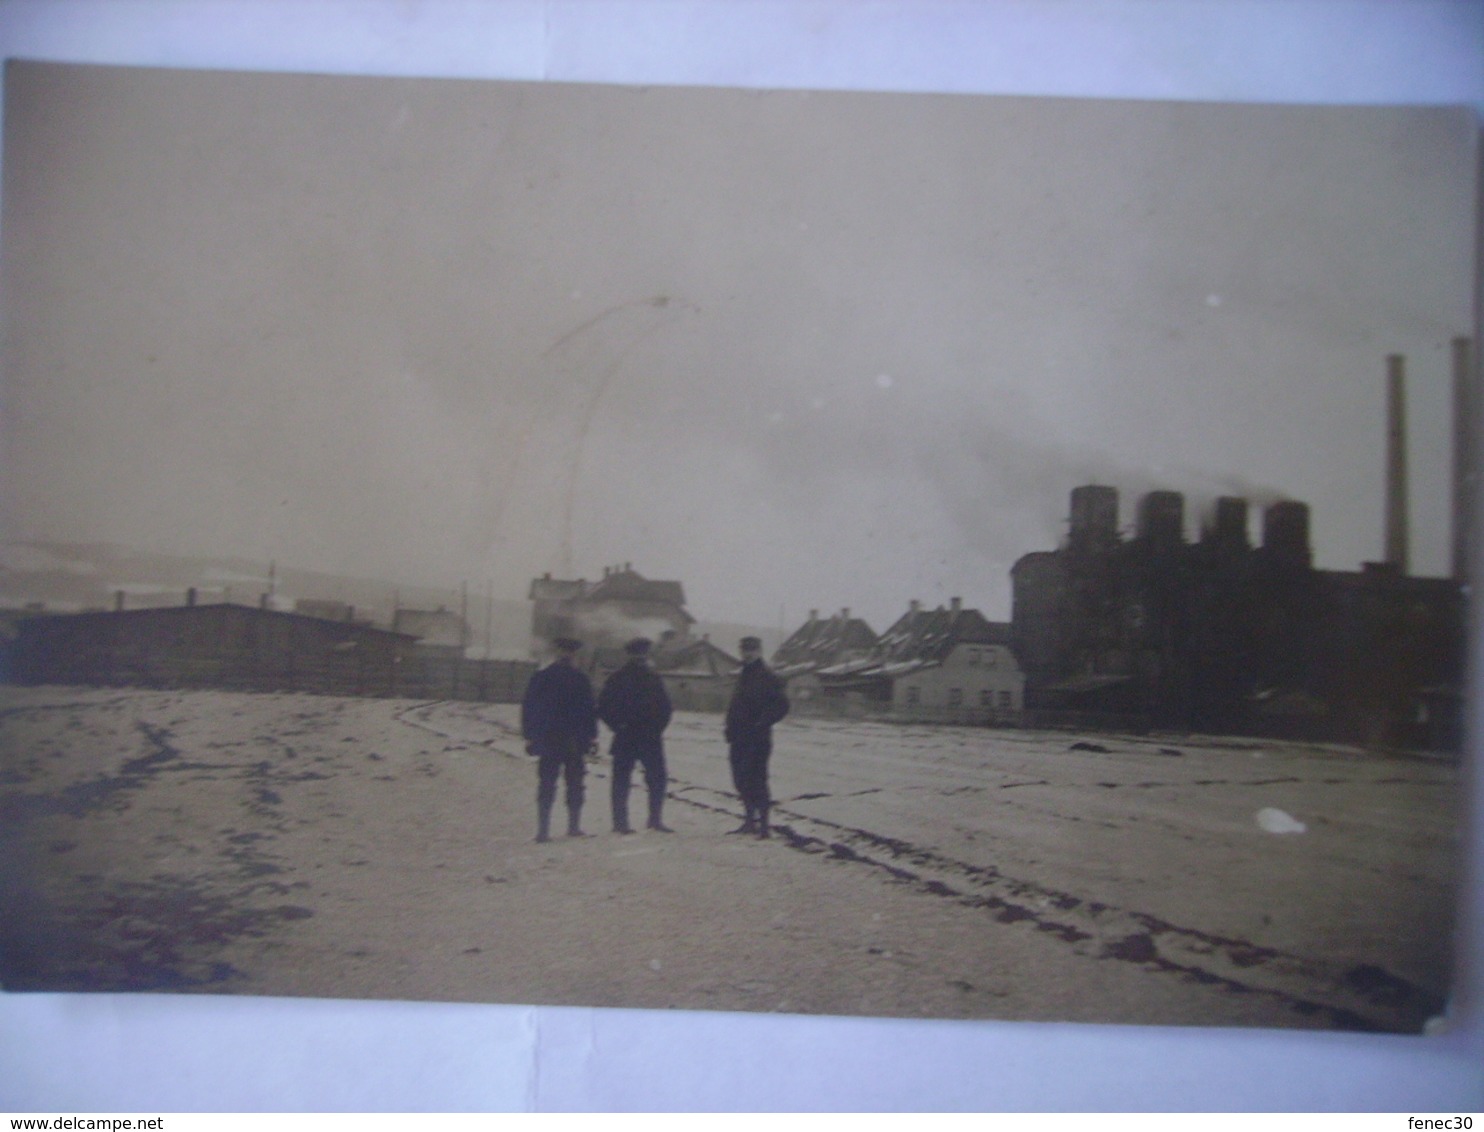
[0,0,1480,1112]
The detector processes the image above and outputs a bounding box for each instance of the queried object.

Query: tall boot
[612,791,633,835]
[611,756,633,833]
[728,804,757,835]
[536,803,553,844]
[647,792,673,833]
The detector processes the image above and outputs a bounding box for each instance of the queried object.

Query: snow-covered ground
[0,685,1461,1031]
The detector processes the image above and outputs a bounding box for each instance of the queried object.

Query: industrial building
[1012,345,1473,749]
[6,593,536,703]
[8,600,418,697]
[1012,487,1461,745]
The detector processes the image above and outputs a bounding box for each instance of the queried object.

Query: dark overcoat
[725,659,790,748]
[597,660,673,757]
[521,661,598,750]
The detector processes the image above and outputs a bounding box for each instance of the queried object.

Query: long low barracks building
[8,601,418,697]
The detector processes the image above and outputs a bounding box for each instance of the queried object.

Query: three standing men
[724,635,790,839]
[597,637,675,834]
[521,636,598,842]
[523,632,789,842]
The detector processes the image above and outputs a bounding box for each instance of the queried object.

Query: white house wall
[891,643,1024,723]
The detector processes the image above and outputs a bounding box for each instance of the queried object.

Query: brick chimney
[1263,501,1312,568]
[1385,354,1409,573]
[1452,336,1475,582]
[1069,485,1119,552]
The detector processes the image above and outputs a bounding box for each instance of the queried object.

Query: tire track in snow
[665,779,1444,1033]
[406,701,1445,1033]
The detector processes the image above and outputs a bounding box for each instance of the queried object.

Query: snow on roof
[876,658,938,678]
[774,610,878,666]
[874,603,1007,664]
[816,656,880,677]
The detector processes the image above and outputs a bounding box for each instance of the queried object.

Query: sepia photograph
[0,57,1475,1037]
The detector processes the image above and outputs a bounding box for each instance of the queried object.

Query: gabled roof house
[772,607,877,679]
[529,564,694,656]
[816,597,1025,723]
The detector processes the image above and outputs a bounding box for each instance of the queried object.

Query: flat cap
[624,637,652,656]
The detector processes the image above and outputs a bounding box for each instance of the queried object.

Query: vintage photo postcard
[0,60,1475,1032]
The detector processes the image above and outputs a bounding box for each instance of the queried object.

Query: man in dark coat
[521,636,598,842]
[597,637,675,834]
[724,636,790,839]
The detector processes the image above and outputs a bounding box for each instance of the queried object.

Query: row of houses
[528,564,1027,724]
[773,600,1025,724]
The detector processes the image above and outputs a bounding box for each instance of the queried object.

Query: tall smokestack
[1206,497,1250,550]
[1452,337,1476,582]
[1136,491,1185,547]
[1385,354,1409,574]
[1263,501,1312,568]
[1068,485,1119,553]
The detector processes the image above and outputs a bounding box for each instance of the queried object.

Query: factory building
[1012,346,1472,750]
[9,600,418,697]
[1012,485,1465,747]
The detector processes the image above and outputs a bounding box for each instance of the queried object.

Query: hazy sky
[1,61,1476,628]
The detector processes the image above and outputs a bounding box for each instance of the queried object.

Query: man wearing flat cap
[597,637,675,834]
[521,636,598,842]
[724,636,790,838]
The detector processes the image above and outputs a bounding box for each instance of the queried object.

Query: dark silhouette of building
[1011,486,1465,749]
[7,598,536,704]
[9,601,418,697]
